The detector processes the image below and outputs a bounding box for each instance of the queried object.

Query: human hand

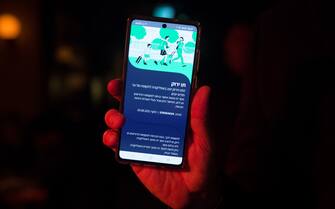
[103,79,221,209]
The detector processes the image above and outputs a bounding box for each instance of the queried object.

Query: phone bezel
[116,15,201,168]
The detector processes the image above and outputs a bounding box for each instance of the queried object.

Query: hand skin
[103,79,222,209]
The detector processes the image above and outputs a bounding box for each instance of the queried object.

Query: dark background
[0,0,272,208]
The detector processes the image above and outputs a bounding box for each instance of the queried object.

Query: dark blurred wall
[0,0,42,118]
[0,1,275,208]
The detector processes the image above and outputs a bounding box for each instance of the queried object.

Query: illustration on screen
[128,23,197,81]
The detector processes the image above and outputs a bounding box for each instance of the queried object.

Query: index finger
[107,79,123,102]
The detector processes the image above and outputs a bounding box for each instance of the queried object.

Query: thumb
[190,85,211,140]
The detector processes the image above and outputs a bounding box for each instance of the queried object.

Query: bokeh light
[0,14,21,40]
[153,4,176,18]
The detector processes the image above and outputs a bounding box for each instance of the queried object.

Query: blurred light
[55,45,84,68]
[90,77,104,104]
[0,14,21,40]
[48,74,63,99]
[56,46,74,64]
[153,4,176,18]
[65,72,86,92]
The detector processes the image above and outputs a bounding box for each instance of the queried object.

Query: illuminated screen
[119,18,198,166]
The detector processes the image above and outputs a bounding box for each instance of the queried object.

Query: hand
[103,79,221,209]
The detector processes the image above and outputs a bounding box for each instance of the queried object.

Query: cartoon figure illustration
[167,51,176,64]
[136,43,153,65]
[170,37,186,67]
[157,36,170,66]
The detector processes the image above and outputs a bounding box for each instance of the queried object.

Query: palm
[104,80,214,209]
[131,135,210,209]
[130,87,212,209]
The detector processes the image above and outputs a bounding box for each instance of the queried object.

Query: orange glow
[0,14,21,40]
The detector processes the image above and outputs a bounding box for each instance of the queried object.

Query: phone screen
[118,17,200,166]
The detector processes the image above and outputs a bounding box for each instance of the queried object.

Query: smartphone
[117,16,201,167]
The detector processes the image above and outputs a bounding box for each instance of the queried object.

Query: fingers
[191,85,211,120]
[104,79,123,152]
[103,109,125,152]
[103,129,119,152]
[107,79,123,102]
[190,85,211,139]
[104,109,125,129]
